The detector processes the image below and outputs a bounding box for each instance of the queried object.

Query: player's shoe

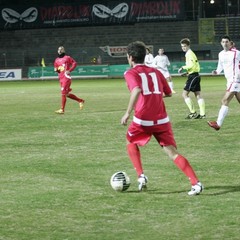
[171,90,176,94]
[185,112,197,119]
[194,114,206,119]
[207,121,220,131]
[55,109,64,114]
[188,182,203,196]
[138,174,148,191]
[79,100,85,110]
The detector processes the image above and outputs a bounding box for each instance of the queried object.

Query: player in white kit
[153,48,176,93]
[208,35,240,130]
[144,47,154,67]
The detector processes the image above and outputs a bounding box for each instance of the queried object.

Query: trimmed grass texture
[0,76,240,240]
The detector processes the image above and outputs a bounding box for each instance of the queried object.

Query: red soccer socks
[174,155,199,185]
[127,143,143,177]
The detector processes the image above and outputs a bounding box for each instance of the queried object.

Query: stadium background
[0,0,240,77]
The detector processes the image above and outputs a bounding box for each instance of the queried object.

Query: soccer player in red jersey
[121,41,203,195]
[54,46,85,114]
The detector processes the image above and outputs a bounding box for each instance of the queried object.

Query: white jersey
[153,54,171,78]
[144,53,154,67]
[216,49,240,83]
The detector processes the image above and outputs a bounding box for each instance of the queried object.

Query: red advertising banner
[0,1,184,30]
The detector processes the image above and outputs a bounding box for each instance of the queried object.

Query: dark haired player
[54,46,84,114]
[208,35,240,130]
[121,41,203,195]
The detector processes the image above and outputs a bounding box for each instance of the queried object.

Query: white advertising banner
[0,69,22,81]
[99,45,153,58]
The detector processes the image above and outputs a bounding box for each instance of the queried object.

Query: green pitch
[0,76,240,239]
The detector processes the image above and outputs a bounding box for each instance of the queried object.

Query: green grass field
[0,76,240,240]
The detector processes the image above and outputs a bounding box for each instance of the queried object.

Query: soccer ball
[110,171,131,192]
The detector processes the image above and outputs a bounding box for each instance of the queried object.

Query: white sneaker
[79,100,85,110]
[138,174,148,191]
[55,109,64,114]
[188,182,203,196]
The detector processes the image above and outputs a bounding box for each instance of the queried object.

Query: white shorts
[157,69,170,79]
[227,82,240,92]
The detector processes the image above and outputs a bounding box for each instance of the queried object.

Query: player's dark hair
[127,41,146,63]
[221,35,231,41]
[180,38,191,46]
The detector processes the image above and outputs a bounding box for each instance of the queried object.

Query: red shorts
[60,80,72,95]
[126,121,176,147]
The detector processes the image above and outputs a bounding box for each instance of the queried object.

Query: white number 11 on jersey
[139,72,161,95]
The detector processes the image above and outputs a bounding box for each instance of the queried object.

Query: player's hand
[212,70,217,75]
[56,66,65,73]
[121,113,130,125]
[178,67,183,73]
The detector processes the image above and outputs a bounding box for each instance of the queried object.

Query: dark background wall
[1,0,239,77]
[0,20,221,77]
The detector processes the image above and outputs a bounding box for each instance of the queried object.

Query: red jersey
[124,64,171,123]
[54,55,77,81]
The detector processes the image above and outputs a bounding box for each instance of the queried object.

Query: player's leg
[194,91,206,119]
[166,75,176,93]
[61,93,67,111]
[155,124,203,195]
[127,141,143,177]
[218,91,234,124]
[234,84,240,103]
[208,91,235,130]
[62,80,85,110]
[67,92,84,103]
[66,81,85,109]
[67,93,85,110]
[127,141,148,191]
[163,145,198,184]
[235,92,240,103]
[163,145,203,195]
[194,75,205,118]
[182,89,196,118]
[126,123,150,191]
[55,82,67,114]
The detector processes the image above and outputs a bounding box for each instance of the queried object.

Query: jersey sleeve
[166,56,170,66]
[237,50,240,61]
[153,56,157,66]
[68,56,77,72]
[216,52,223,74]
[53,59,60,72]
[53,59,58,69]
[124,70,140,92]
[182,51,194,70]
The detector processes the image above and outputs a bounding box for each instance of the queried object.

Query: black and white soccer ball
[110,171,131,192]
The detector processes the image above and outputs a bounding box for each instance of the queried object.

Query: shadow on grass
[124,185,240,195]
[124,189,186,194]
[201,185,240,196]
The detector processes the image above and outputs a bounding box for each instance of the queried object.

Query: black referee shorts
[184,72,201,92]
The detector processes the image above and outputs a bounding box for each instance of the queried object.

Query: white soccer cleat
[55,109,64,114]
[79,100,85,110]
[188,182,203,196]
[138,174,148,191]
